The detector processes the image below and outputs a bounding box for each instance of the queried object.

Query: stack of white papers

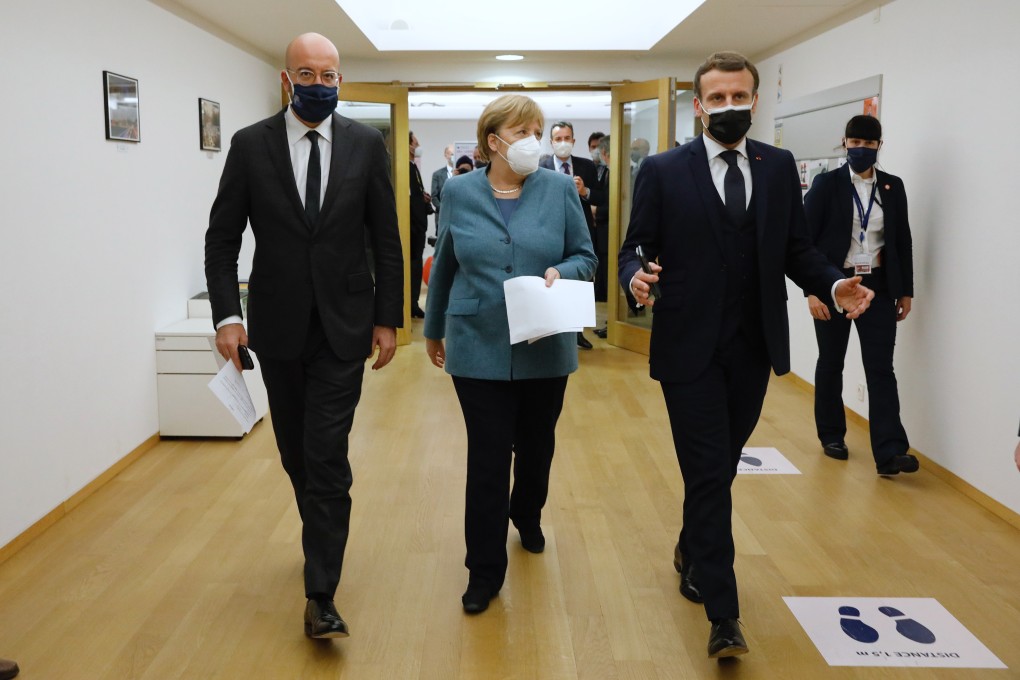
[503,276,596,344]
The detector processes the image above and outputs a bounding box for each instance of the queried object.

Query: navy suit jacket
[619,135,843,382]
[804,164,914,300]
[540,154,597,230]
[205,108,404,361]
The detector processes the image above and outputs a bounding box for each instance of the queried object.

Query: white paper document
[207,360,257,433]
[503,276,596,345]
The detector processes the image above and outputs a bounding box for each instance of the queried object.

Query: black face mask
[702,105,753,145]
[846,147,879,173]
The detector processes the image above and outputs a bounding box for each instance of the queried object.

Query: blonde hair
[475,94,545,162]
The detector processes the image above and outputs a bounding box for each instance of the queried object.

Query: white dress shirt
[844,166,885,268]
[702,133,752,209]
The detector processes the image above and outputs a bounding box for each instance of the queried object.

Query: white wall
[750,0,1020,513]
[0,0,278,546]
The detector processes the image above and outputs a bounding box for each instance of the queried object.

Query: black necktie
[720,149,746,224]
[305,130,321,224]
[561,160,571,175]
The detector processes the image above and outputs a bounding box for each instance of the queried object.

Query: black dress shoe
[593,326,608,339]
[518,526,545,553]
[672,544,704,603]
[822,442,849,460]
[0,658,19,680]
[577,332,593,350]
[462,579,498,614]
[304,599,349,639]
[876,453,919,475]
[708,619,748,658]
[411,306,426,319]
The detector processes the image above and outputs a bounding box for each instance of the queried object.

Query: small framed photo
[103,71,140,142]
[199,98,221,152]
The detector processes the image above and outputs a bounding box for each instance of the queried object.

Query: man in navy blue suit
[619,51,874,659]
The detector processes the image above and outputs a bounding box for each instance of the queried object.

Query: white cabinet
[155,318,269,437]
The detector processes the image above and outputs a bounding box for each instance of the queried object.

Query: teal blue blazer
[424,167,597,380]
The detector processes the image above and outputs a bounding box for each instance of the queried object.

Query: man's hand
[423,192,432,204]
[1014,440,1020,472]
[573,176,586,197]
[215,323,249,371]
[834,276,875,320]
[896,296,912,322]
[369,326,397,370]
[544,267,561,287]
[630,262,662,307]
[426,338,445,368]
[807,294,831,321]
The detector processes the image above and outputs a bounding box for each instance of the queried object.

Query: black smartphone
[237,345,255,371]
[635,246,662,300]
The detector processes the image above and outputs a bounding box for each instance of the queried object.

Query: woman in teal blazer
[424,95,596,614]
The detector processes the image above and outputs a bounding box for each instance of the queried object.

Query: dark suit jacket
[205,108,403,361]
[540,154,598,230]
[804,164,913,300]
[431,166,450,215]
[619,135,842,383]
[410,161,432,233]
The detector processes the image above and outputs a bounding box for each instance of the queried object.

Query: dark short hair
[455,154,473,167]
[845,115,882,141]
[550,121,574,137]
[588,131,606,146]
[409,131,415,142]
[694,51,759,99]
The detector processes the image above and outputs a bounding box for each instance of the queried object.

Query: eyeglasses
[286,68,340,87]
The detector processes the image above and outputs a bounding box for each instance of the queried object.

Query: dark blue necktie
[720,149,746,224]
[561,160,571,175]
[305,130,320,225]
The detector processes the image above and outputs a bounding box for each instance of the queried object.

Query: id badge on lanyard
[851,182,878,275]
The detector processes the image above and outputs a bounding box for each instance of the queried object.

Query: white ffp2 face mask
[496,134,541,176]
[552,141,574,159]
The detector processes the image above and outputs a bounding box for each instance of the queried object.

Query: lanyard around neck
[851,180,878,247]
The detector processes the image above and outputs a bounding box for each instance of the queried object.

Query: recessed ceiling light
[495,54,524,61]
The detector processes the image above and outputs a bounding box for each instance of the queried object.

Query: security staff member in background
[804,115,917,476]
[621,51,874,659]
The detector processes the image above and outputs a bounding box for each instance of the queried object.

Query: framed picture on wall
[103,71,140,142]
[199,98,221,152]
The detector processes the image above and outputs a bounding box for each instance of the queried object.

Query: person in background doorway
[424,94,596,615]
[803,115,917,476]
[409,131,433,318]
[541,121,599,350]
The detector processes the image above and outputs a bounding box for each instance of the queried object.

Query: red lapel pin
[755,155,762,161]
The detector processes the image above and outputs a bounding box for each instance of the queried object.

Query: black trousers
[258,310,365,600]
[410,223,426,309]
[452,375,568,590]
[660,330,771,621]
[813,269,909,464]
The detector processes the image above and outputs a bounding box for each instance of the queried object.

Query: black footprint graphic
[879,606,936,644]
[838,606,879,643]
[740,455,762,467]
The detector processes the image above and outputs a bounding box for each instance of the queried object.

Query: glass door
[607,78,676,355]
[337,83,412,346]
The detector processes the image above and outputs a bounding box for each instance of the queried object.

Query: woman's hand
[425,338,446,368]
[544,267,561,287]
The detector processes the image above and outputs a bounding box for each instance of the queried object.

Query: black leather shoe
[593,326,608,338]
[672,543,704,603]
[577,332,593,350]
[0,658,19,680]
[304,599,349,639]
[822,442,849,460]
[708,619,748,658]
[462,579,498,614]
[411,306,426,319]
[518,526,545,553]
[876,453,919,475]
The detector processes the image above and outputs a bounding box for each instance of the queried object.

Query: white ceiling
[155,0,873,119]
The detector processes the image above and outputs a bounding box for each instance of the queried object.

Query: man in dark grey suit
[431,143,454,216]
[205,32,403,640]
